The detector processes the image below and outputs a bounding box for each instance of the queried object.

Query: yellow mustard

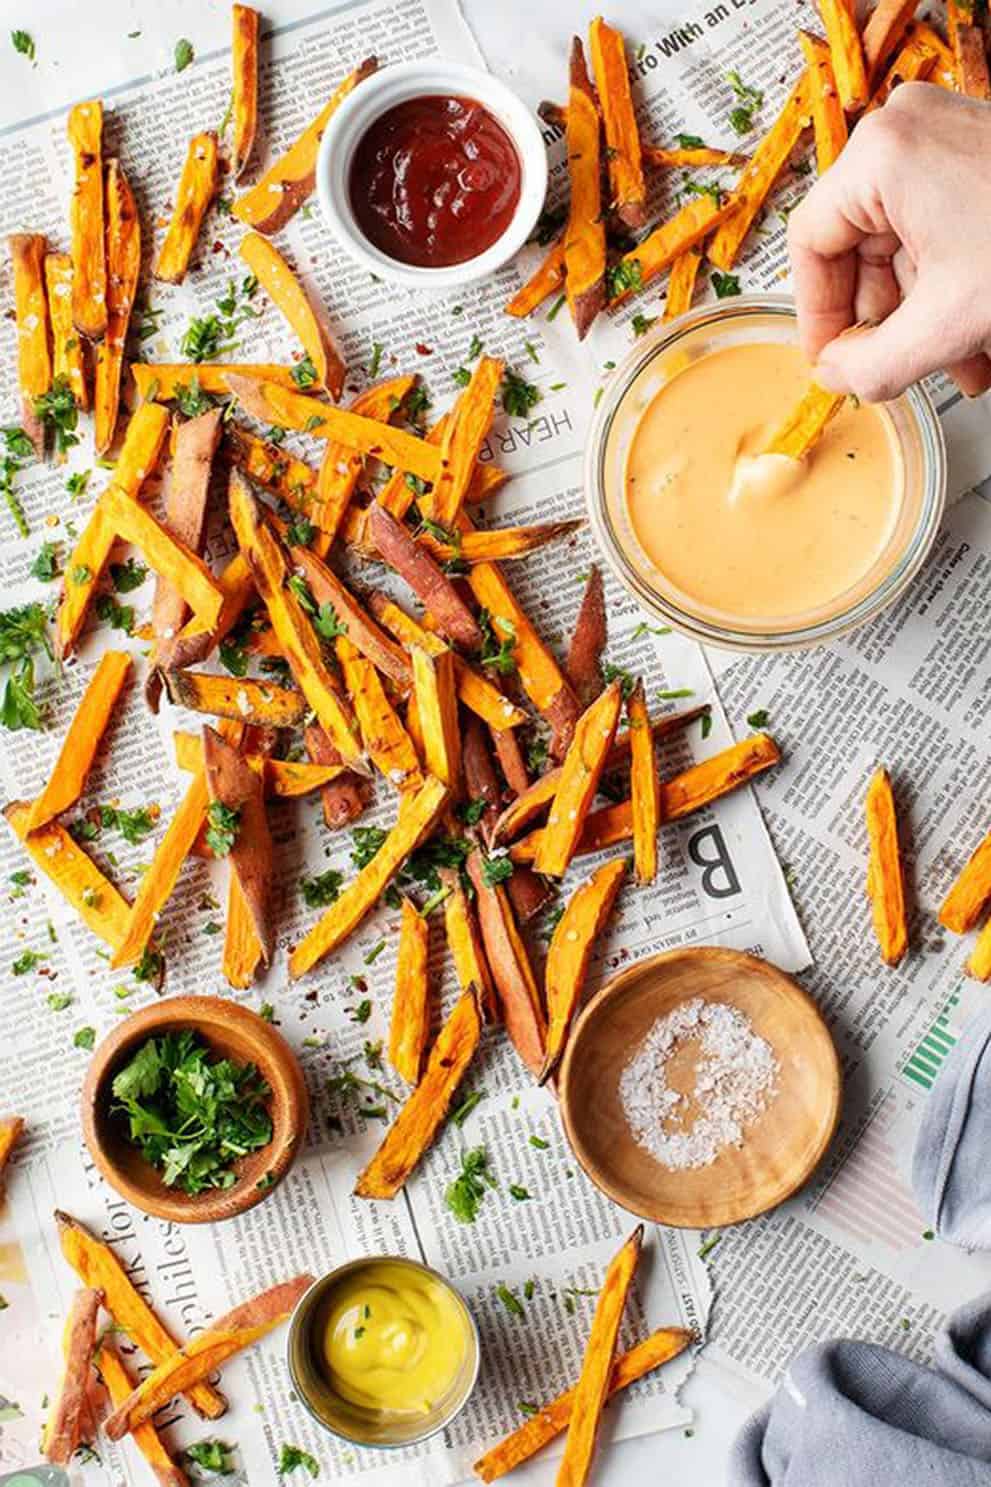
[319,1261,469,1416]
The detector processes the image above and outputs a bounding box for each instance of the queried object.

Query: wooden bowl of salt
[558,947,840,1228]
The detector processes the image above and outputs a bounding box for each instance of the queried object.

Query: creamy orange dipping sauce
[624,342,904,623]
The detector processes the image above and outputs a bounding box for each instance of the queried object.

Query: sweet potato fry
[166,550,258,671]
[175,731,343,797]
[370,504,482,650]
[56,1211,225,1418]
[473,1326,693,1483]
[534,681,623,877]
[98,483,224,628]
[411,644,461,792]
[441,866,497,1019]
[26,651,131,833]
[290,546,410,689]
[231,5,260,180]
[467,561,580,757]
[133,363,300,402]
[590,17,646,229]
[240,231,345,399]
[564,38,606,337]
[643,143,750,168]
[761,381,846,459]
[355,987,481,1198]
[420,518,583,565]
[817,0,869,110]
[799,31,848,171]
[311,376,417,541]
[390,897,431,1083]
[355,411,505,543]
[947,0,991,97]
[466,847,546,1073]
[509,868,554,924]
[708,75,811,270]
[229,471,364,763]
[95,160,141,455]
[161,669,306,727]
[5,800,131,948]
[338,635,422,790]
[150,408,222,680]
[233,56,378,232]
[0,1116,24,1183]
[8,233,51,457]
[663,247,703,321]
[864,21,941,107]
[628,680,659,885]
[428,357,503,526]
[540,859,626,1084]
[226,422,318,506]
[45,253,88,414]
[505,241,566,318]
[967,918,991,981]
[104,1275,313,1439]
[910,19,958,90]
[67,102,106,340]
[863,0,921,82]
[110,770,208,968]
[463,714,502,841]
[865,766,907,966]
[940,827,991,933]
[154,132,219,284]
[290,775,448,977]
[490,721,531,798]
[203,724,273,982]
[608,194,734,303]
[511,732,781,862]
[566,566,606,707]
[97,1340,190,1487]
[43,1286,103,1465]
[305,722,371,829]
[557,1226,643,1487]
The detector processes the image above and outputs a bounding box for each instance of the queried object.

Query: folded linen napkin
[912,1007,991,1248]
[729,1290,991,1485]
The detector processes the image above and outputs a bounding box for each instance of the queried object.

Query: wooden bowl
[82,996,308,1224]
[558,948,840,1228]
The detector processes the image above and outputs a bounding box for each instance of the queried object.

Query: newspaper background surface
[0,0,989,1483]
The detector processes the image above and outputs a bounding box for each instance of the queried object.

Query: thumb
[814,289,969,402]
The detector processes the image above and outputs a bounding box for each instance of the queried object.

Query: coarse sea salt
[618,997,779,1171]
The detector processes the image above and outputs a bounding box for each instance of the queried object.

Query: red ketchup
[349,94,522,268]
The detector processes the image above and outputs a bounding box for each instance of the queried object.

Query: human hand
[787,83,991,401]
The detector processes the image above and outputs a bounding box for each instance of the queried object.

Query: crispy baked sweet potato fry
[26,651,130,833]
[290,775,448,977]
[411,644,461,792]
[865,766,907,966]
[590,17,646,229]
[799,30,848,171]
[311,376,416,542]
[967,917,991,981]
[203,725,273,983]
[355,987,481,1198]
[441,865,497,1019]
[912,17,959,89]
[305,722,371,829]
[133,364,300,402]
[56,1211,225,1418]
[473,1326,693,1482]
[564,38,606,337]
[864,21,942,106]
[508,867,553,925]
[95,160,141,455]
[162,669,306,727]
[110,770,208,968]
[708,75,811,270]
[43,1286,103,1465]
[609,194,734,303]
[370,505,481,650]
[511,732,781,862]
[428,357,504,526]
[463,714,502,841]
[390,897,431,1083]
[505,241,566,318]
[534,681,623,877]
[420,518,583,565]
[104,1275,313,1440]
[663,247,703,321]
[540,858,626,1085]
[5,800,131,947]
[45,253,88,414]
[98,483,224,628]
[231,5,260,180]
[9,233,51,457]
[154,132,219,284]
[337,635,422,790]
[228,471,363,763]
[166,551,257,671]
[940,827,991,933]
[628,680,659,885]
[174,731,343,796]
[0,1116,24,1183]
[150,408,222,679]
[355,411,505,541]
[762,381,846,459]
[947,0,991,97]
[557,1226,643,1487]
[68,102,106,341]
[240,231,345,399]
[643,142,749,167]
[817,0,869,110]
[290,547,410,689]
[97,1340,190,1487]
[233,57,378,232]
[490,720,531,799]
[863,0,921,82]
[467,847,546,1074]
[566,566,606,707]
[227,422,318,506]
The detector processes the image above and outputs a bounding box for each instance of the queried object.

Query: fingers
[815,288,977,401]
[947,353,991,399]
[853,256,901,327]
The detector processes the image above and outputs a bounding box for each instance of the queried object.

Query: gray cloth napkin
[912,1007,991,1248]
[729,1291,991,1485]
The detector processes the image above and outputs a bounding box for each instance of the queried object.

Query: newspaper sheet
[0,0,815,1483]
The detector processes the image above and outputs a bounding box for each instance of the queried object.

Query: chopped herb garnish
[528,1134,549,1150]
[291,354,318,389]
[110,556,147,593]
[74,1026,96,1051]
[467,334,483,360]
[746,708,770,729]
[11,29,35,59]
[35,376,81,454]
[481,853,514,888]
[259,1002,275,1022]
[657,686,695,700]
[66,470,91,500]
[12,949,45,975]
[133,946,164,984]
[451,1090,486,1127]
[478,608,517,676]
[496,1283,524,1318]
[518,1400,538,1417]
[368,342,383,378]
[547,294,566,322]
[174,375,213,418]
[363,939,386,965]
[457,798,487,827]
[286,516,315,547]
[452,366,471,388]
[606,259,642,299]
[174,38,194,72]
[631,313,656,338]
[30,542,60,583]
[601,661,637,700]
[300,868,343,908]
[508,1184,532,1201]
[701,712,713,740]
[47,992,73,1012]
[183,1439,235,1474]
[698,1231,721,1260]
[351,825,387,870]
[348,999,372,1024]
[726,70,764,134]
[676,132,705,149]
[710,270,741,299]
[205,801,240,858]
[445,1145,497,1224]
[278,1444,320,1477]
[501,369,541,418]
[313,602,347,641]
[100,804,156,844]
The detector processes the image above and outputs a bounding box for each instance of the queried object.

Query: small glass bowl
[286,1256,480,1450]
[584,295,946,652]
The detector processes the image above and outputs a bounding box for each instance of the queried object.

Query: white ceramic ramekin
[316,59,547,292]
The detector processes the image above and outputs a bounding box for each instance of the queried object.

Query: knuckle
[855,106,911,167]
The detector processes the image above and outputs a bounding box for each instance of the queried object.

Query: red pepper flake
[414,343,433,357]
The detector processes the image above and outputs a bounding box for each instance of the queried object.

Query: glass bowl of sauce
[585,295,946,652]
[317,60,547,289]
[287,1256,479,1448]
